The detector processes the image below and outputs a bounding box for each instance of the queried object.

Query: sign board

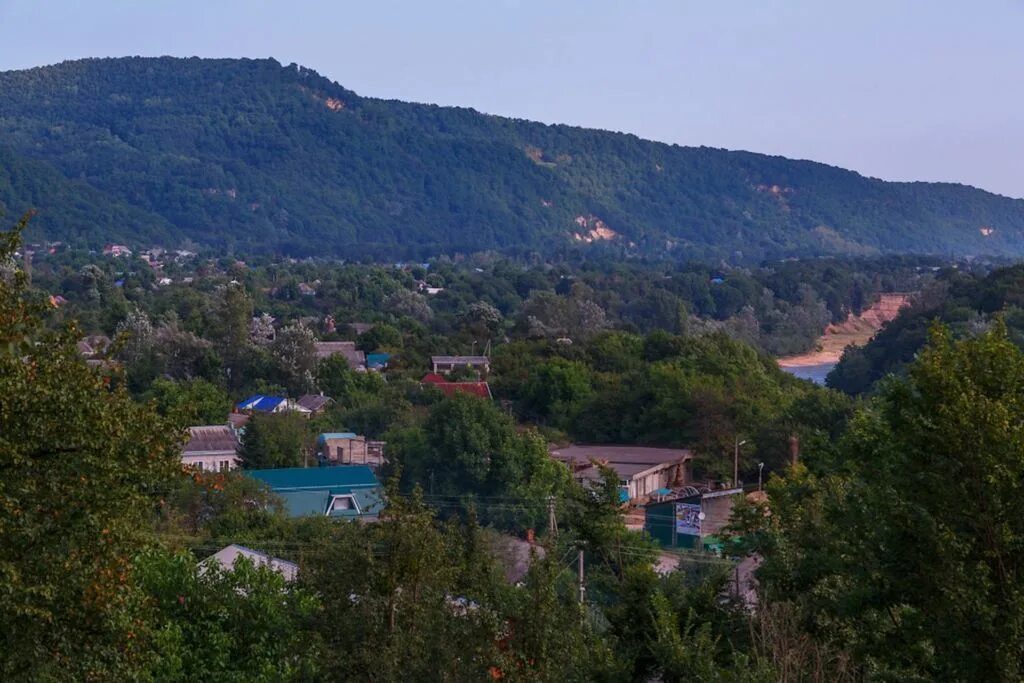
[675,502,701,536]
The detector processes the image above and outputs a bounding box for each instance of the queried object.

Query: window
[330,495,356,512]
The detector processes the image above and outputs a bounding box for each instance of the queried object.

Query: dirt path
[777,293,911,368]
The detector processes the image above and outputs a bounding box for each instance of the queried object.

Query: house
[349,322,375,336]
[77,334,112,358]
[431,355,490,374]
[644,488,744,551]
[366,353,391,370]
[298,282,318,297]
[200,544,298,582]
[235,395,311,415]
[245,466,385,520]
[421,373,493,399]
[314,341,366,370]
[318,432,385,468]
[228,412,251,431]
[181,425,240,472]
[103,244,132,257]
[297,394,333,415]
[549,445,694,503]
[489,533,547,584]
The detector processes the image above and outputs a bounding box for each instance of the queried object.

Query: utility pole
[577,549,585,605]
[547,496,558,538]
[733,438,747,488]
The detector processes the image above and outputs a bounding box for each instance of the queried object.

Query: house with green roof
[245,466,385,520]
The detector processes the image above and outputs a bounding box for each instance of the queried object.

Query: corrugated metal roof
[318,432,358,443]
[431,355,489,364]
[367,353,390,367]
[421,374,492,399]
[297,394,332,412]
[246,466,385,518]
[183,425,238,455]
[246,465,380,490]
[237,395,286,412]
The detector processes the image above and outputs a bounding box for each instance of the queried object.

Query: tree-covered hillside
[828,263,1024,394]
[3,56,1024,259]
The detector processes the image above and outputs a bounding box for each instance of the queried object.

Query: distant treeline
[3,57,1024,259]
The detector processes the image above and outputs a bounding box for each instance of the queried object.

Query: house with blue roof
[236,395,311,415]
[366,352,391,370]
[245,466,385,520]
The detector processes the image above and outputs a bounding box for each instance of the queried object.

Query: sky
[1,0,1022,198]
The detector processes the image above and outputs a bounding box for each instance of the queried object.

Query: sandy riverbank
[776,293,911,368]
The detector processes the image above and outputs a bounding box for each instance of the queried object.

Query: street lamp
[733,438,747,488]
[758,462,765,491]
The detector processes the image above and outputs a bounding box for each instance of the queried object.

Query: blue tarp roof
[237,395,285,412]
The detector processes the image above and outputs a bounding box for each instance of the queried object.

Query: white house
[200,544,298,582]
[181,425,240,472]
[549,444,693,503]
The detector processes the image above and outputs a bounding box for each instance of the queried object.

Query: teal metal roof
[272,486,385,518]
[246,465,378,490]
[245,466,384,518]
[367,353,390,367]
[318,432,358,444]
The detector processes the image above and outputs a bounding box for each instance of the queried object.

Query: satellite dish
[697,512,706,521]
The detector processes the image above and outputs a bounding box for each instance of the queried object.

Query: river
[779,361,835,385]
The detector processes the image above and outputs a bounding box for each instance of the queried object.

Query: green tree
[387,394,569,529]
[147,378,232,426]
[240,413,311,469]
[754,321,1024,681]
[520,357,593,430]
[316,354,385,405]
[0,216,182,680]
[270,324,318,395]
[134,548,322,681]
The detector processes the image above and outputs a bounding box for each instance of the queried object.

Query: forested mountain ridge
[2,56,1024,259]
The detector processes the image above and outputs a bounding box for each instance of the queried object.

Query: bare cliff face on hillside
[778,293,911,367]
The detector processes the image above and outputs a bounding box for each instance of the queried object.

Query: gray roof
[549,445,693,467]
[201,544,298,582]
[314,341,366,367]
[297,394,333,412]
[183,425,238,456]
[488,533,547,584]
[431,355,490,365]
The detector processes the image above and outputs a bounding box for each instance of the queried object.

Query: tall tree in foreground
[752,321,1024,681]
[0,216,182,680]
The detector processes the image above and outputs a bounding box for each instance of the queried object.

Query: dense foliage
[743,322,1024,680]
[829,263,1024,393]
[3,57,1024,259]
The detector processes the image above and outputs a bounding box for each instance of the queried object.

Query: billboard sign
[675,502,701,536]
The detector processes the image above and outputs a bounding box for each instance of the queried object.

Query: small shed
[645,488,743,550]
[318,432,382,467]
[431,355,490,374]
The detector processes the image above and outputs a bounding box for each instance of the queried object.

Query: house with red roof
[421,373,493,399]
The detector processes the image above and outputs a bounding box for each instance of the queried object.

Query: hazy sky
[1,1,1022,197]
